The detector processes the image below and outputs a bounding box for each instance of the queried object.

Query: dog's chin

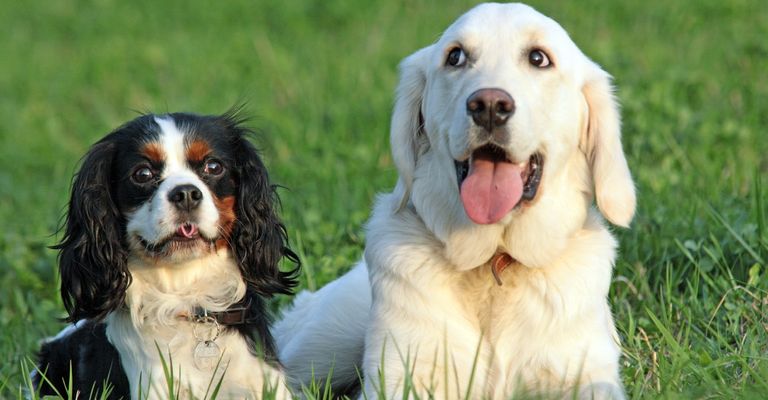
[134,227,218,263]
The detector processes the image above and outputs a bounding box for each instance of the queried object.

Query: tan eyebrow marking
[186,140,211,162]
[141,142,165,163]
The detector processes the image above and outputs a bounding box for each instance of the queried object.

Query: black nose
[167,184,203,211]
[466,88,515,132]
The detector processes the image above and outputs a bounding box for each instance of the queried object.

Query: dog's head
[389,3,635,268]
[55,111,298,322]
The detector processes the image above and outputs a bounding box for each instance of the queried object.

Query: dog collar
[180,298,254,326]
[490,253,515,286]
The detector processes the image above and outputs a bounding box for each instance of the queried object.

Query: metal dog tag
[193,340,221,371]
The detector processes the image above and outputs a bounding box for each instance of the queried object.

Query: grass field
[1,0,767,398]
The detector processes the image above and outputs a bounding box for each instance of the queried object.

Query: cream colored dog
[274,3,635,399]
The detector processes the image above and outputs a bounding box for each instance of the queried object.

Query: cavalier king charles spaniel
[33,111,299,399]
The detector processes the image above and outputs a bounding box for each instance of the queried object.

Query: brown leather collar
[180,298,254,326]
[490,253,515,286]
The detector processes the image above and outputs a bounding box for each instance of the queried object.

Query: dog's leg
[274,262,371,395]
[360,274,490,400]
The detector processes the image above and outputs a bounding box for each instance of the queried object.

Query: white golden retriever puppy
[274,3,635,399]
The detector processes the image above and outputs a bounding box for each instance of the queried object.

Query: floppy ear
[580,64,636,227]
[391,47,430,209]
[54,139,131,322]
[229,127,299,297]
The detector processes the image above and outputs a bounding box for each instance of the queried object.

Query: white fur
[273,263,369,391]
[126,117,220,249]
[107,250,289,400]
[112,116,290,399]
[276,3,634,399]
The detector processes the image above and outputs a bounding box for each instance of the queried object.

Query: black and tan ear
[224,115,299,296]
[54,138,131,322]
[581,63,636,227]
[390,47,431,209]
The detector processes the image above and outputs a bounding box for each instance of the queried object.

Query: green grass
[1,0,766,398]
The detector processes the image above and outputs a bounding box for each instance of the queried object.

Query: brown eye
[204,159,224,176]
[132,167,155,184]
[446,47,467,67]
[528,49,552,68]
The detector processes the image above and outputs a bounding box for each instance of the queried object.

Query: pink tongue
[178,224,198,238]
[460,159,523,224]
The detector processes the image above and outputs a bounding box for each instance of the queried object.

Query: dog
[274,3,635,399]
[33,111,299,399]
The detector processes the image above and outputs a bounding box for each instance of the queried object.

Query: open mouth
[137,223,216,255]
[454,144,544,224]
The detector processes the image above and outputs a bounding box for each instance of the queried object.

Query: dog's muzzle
[454,144,543,224]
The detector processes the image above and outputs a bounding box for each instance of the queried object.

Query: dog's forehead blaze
[186,139,212,163]
[141,142,165,164]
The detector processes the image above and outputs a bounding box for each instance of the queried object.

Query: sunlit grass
[1,0,766,398]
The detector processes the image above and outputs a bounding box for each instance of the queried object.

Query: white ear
[581,64,636,227]
[391,47,430,209]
